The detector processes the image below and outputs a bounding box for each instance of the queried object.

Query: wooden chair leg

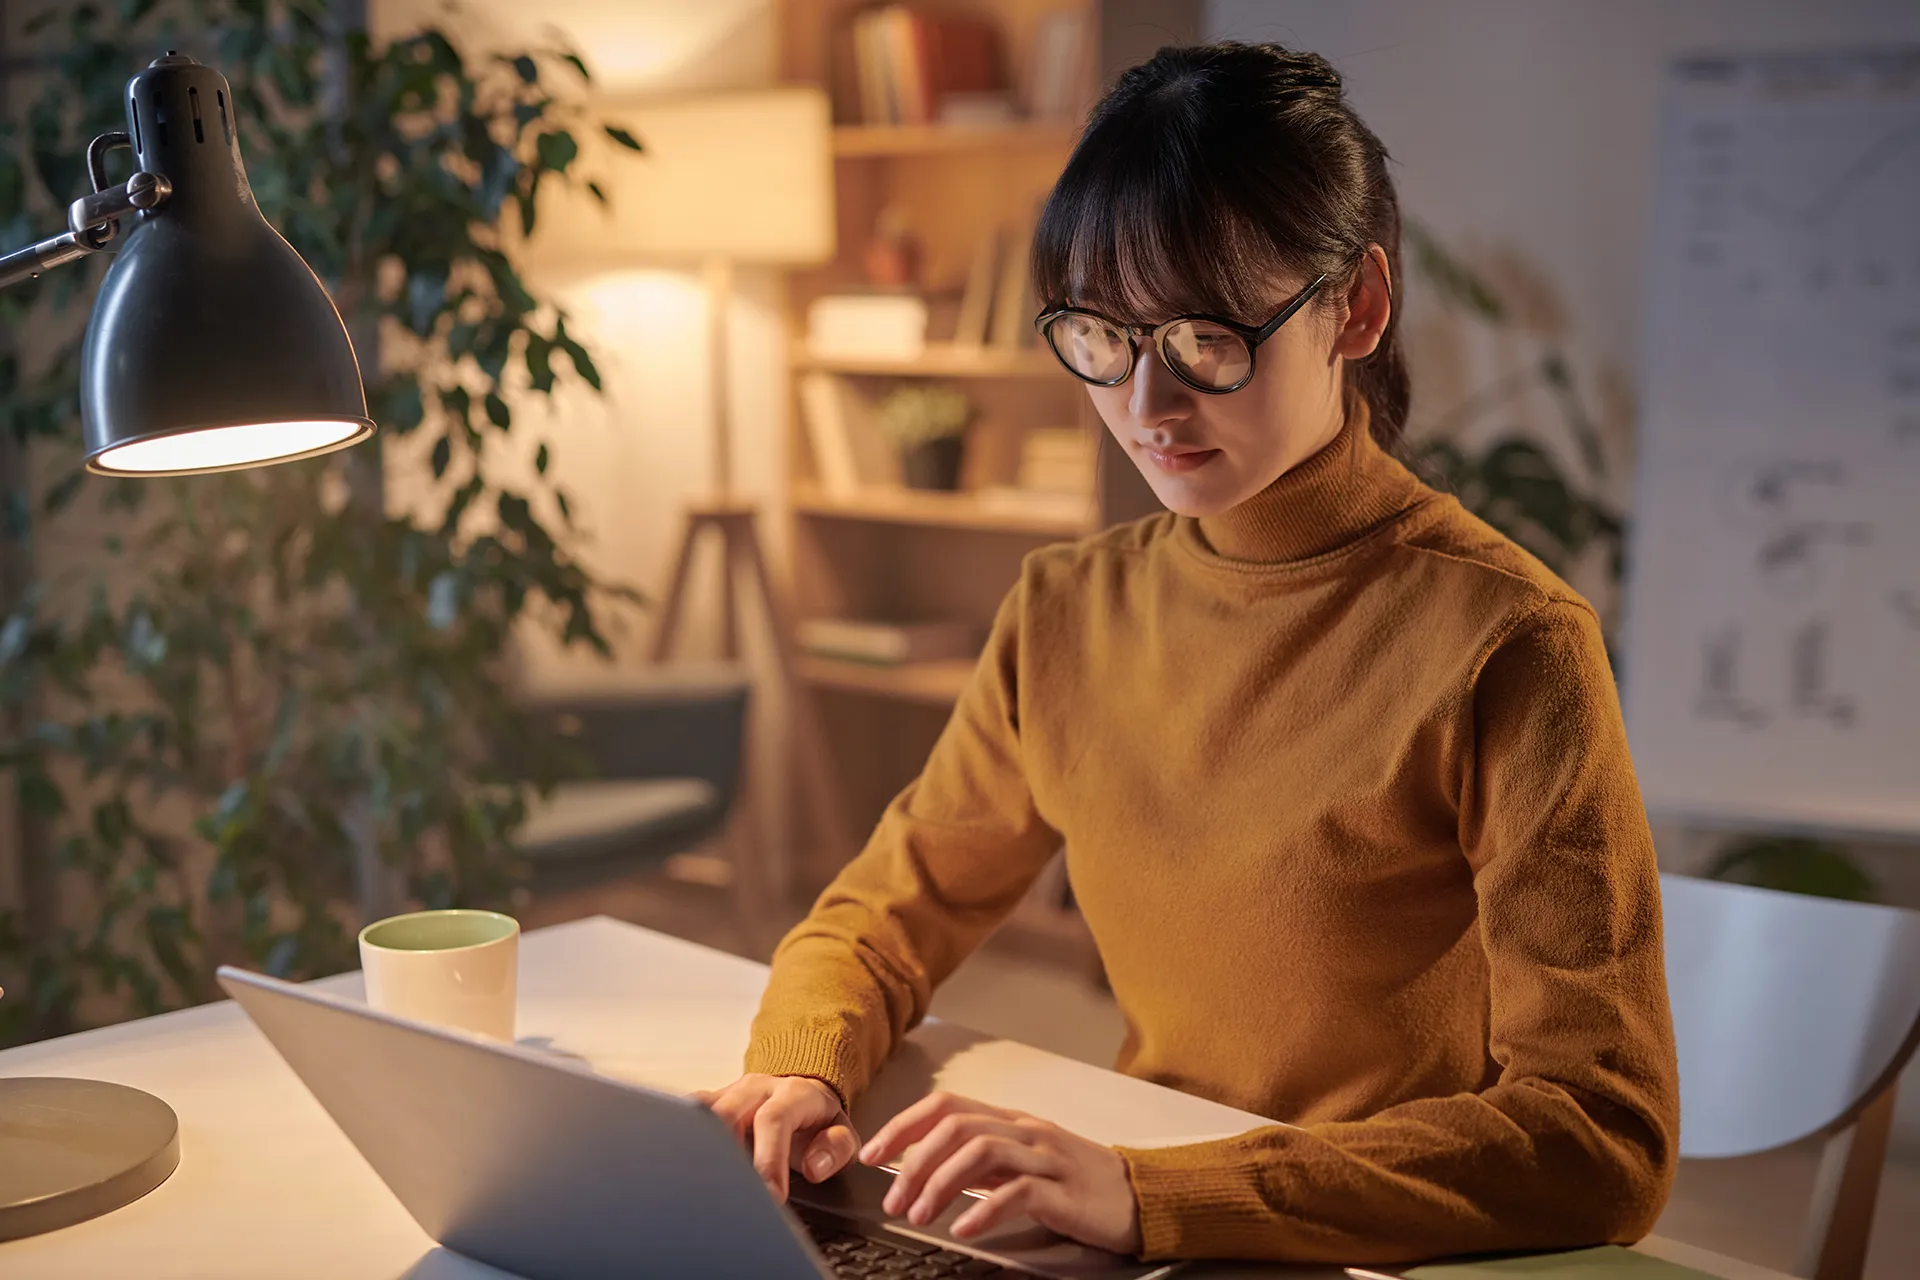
[1797,1081,1897,1280]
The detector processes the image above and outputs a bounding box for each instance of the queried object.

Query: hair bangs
[1035,109,1310,326]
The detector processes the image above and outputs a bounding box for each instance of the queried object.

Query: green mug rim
[357,908,519,955]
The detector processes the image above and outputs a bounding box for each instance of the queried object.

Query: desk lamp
[0,51,373,473]
[0,52,374,1243]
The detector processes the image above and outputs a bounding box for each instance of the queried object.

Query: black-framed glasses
[1033,272,1332,394]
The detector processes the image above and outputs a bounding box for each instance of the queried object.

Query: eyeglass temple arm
[1251,272,1331,342]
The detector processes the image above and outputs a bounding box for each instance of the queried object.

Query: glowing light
[90,419,372,475]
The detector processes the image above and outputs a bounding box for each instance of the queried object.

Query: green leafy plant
[1703,834,1881,904]
[1400,221,1625,584]
[876,384,973,450]
[0,0,643,1045]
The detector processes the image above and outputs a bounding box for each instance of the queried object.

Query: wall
[1204,0,1920,1150]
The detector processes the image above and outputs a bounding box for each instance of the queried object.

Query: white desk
[0,917,1784,1280]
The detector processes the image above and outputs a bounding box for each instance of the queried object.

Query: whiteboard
[1621,49,1920,838]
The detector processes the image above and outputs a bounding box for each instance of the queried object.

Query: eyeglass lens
[1044,314,1253,390]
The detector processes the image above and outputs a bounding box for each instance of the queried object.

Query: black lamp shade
[81,54,374,476]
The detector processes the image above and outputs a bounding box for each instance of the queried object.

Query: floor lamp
[586,87,854,915]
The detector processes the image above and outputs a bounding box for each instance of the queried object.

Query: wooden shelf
[793,340,1062,380]
[792,484,1093,537]
[832,122,1080,157]
[800,655,975,706]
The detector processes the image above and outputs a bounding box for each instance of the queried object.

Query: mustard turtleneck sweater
[745,401,1679,1264]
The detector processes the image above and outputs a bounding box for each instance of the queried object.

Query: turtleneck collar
[1187,396,1427,565]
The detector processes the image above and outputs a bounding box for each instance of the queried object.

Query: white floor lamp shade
[528,86,835,496]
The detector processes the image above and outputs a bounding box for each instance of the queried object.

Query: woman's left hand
[858,1092,1142,1254]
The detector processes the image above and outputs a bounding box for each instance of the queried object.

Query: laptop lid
[216,965,828,1280]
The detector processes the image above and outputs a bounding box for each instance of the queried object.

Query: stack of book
[799,617,984,666]
[805,294,929,361]
[850,6,1009,127]
[1018,427,1096,496]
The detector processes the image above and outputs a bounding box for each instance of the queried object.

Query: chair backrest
[517,663,752,806]
[1662,871,1920,1158]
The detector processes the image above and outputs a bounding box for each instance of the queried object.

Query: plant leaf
[535,130,578,174]
[484,393,511,430]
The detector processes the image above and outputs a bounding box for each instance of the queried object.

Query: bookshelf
[774,2,1192,909]
[832,122,1082,157]
[791,482,1094,537]
[792,339,1060,379]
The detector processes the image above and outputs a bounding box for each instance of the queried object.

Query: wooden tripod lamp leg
[728,516,859,897]
[648,512,706,663]
[646,510,769,946]
[646,505,854,936]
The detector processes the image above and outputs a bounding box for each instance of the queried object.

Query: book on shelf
[987,215,1036,349]
[796,371,902,492]
[799,617,984,666]
[798,372,859,497]
[1026,10,1089,121]
[849,6,1007,128]
[806,293,928,361]
[951,229,999,349]
[853,13,890,125]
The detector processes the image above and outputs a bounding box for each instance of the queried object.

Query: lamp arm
[0,132,171,292]
[0,227,102,291]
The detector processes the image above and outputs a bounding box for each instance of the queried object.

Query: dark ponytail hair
[1032,42,1410,447]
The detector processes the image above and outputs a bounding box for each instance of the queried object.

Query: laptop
[217,966,1180,1280]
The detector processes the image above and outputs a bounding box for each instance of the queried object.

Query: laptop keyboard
[797,1204,1025,1278]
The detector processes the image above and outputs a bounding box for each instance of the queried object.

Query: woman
[697,41,1678,1265]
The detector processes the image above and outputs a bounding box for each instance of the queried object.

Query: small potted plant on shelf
[878,384,974,490]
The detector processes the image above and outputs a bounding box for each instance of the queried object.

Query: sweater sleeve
[1116,599,1680,1264]
[744,572,1062,1105]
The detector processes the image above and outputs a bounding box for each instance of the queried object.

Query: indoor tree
[0,0,642,1044]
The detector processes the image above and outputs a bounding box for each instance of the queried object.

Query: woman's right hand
[692,1073,861,1203]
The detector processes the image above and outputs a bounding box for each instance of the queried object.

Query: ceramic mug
[358,909,519,1041]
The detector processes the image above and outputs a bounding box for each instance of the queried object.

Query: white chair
[1662,871,1920,1280]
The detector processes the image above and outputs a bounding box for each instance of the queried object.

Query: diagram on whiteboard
[1715,457,1874,595]
[1622,49,1920,836]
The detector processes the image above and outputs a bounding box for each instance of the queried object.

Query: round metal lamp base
[0,1077,180,1242]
